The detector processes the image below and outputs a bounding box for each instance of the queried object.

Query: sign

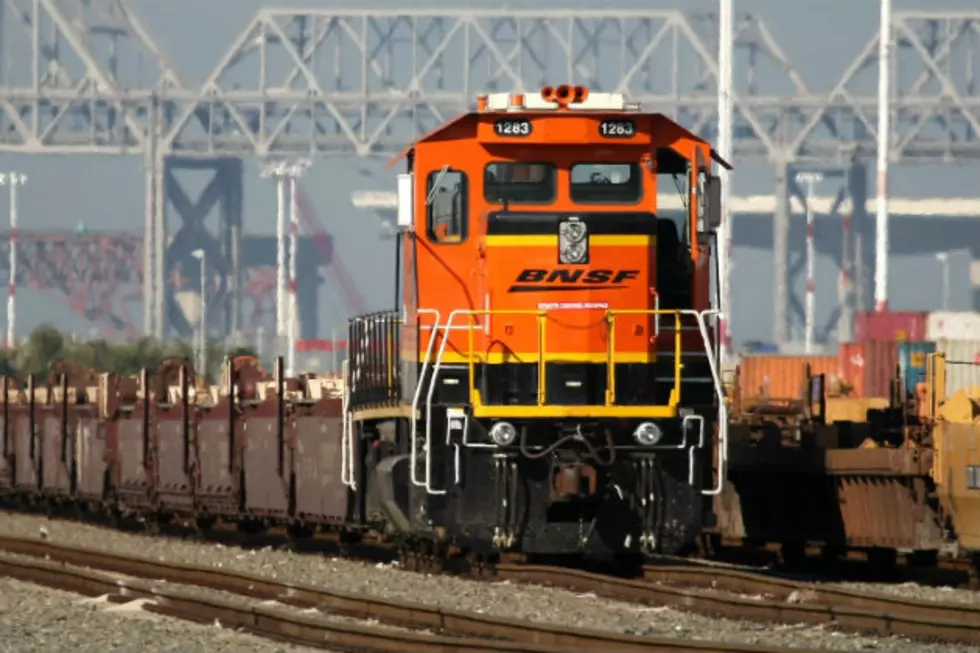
[537,302,609,311]
[598,119,636,138]
[508,268,639,293]
[493,118,532,137]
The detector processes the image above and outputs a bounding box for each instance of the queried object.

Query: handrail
[340,358,355,489]
[410,308,441,489]
[606,309,682,409]
[419,307,727,496]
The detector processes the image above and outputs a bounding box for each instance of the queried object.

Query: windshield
[570,163,642,204]
[484,162,556,204]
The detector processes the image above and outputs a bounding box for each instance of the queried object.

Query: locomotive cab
[346,85,730,559]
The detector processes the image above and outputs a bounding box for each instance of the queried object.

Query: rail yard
[0,0,978,648]
[0,325,980,650]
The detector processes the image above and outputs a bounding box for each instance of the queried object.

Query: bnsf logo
[507,268,639,293]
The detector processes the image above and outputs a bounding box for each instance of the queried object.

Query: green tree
[17,324,66,379]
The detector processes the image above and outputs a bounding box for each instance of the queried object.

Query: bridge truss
[0,2,977,343]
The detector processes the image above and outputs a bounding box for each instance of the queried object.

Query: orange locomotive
[346,85,729,558]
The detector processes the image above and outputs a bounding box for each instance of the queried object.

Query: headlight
[633,422,663,446]
[562,221,586,242]
[561,240,588,264]
[489,421,517,446]
[559,219,588,264]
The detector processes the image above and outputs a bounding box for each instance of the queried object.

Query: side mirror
[396,173,414,230]
[706,174,722,231]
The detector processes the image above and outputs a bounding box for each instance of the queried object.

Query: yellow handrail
[461,308,685,412]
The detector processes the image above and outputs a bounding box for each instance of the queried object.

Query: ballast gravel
[832,580,980,607]
[0,576,329,653]
[0,510,978,653]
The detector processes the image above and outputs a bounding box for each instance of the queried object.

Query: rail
[495,562,980,644]
[0,536,824,653]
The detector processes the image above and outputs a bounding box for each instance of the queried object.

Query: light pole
[261,159,310,374]
[935,252,950,311]
[717,0,734,362]
[875,0,892,313]
[0,172,26,349]
[795,172,824,354]
[260,162,290,345]
[191,249,206,377]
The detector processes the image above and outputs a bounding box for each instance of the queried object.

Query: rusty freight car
[0,357,350,533]
[713,359,945,564]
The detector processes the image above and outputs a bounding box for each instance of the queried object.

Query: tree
[17,324,66,379]
[0,326,271,383]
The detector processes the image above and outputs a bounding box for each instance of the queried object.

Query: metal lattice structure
[0,230,284,337]
[0,3,978,342]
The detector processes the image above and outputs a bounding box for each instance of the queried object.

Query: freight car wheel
[908,550,939,567]
[867,547,898,572]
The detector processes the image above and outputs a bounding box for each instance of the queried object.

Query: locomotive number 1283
[598,119,636,138]
[494,118,532,136]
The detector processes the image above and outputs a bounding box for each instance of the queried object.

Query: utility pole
[263,160,310,375]
[0,172,26,349]
[192,249,207,377]
[717,0,734,361]
[796,172,824,354]
[875,0,892,312]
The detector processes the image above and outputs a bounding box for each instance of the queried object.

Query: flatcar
[345,84,731,558]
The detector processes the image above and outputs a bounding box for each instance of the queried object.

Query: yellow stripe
[471,404,677,419]
[484,235,653,247]
[420,351,657,364]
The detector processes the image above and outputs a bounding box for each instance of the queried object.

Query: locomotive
[346,85,731,558]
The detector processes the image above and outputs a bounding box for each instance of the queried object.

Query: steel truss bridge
[0,1,977,343]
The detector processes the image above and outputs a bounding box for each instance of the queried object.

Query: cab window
[426,169,467,243]
[570,163,642,204]
[484,162,556,204]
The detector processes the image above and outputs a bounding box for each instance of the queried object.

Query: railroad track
[491,561,980,644]
[0,535,832,653]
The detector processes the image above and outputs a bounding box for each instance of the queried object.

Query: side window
[426,169,468,244]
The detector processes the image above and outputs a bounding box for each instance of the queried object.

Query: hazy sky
[1,0,978,345]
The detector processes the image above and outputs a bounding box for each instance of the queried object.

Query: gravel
[831,580,980,606]
[0,576,329,653]
[0,510,978,653]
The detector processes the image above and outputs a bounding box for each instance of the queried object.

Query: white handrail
[692,309,727,496]
[422,307,476,495]
[409,308,441,488]
[340,358,356,489]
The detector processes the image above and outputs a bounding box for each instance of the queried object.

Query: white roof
[351,190,980,218]
[484,92,627,111]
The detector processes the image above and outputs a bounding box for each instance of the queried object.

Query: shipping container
[898,341,936,395]
[837,341,898,398]
[737,354,839,402]
[936,339,980,398]
[854,311,927,342]
[927,312,980,341]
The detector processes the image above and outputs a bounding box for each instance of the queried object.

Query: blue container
[898,341,936,394]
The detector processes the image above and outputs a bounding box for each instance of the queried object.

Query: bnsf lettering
[508,269,639,293]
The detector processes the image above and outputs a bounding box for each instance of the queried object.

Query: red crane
[292,184,368,317]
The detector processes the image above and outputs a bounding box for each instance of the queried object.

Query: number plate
[494,118,532,137]
[598,119,637,138]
